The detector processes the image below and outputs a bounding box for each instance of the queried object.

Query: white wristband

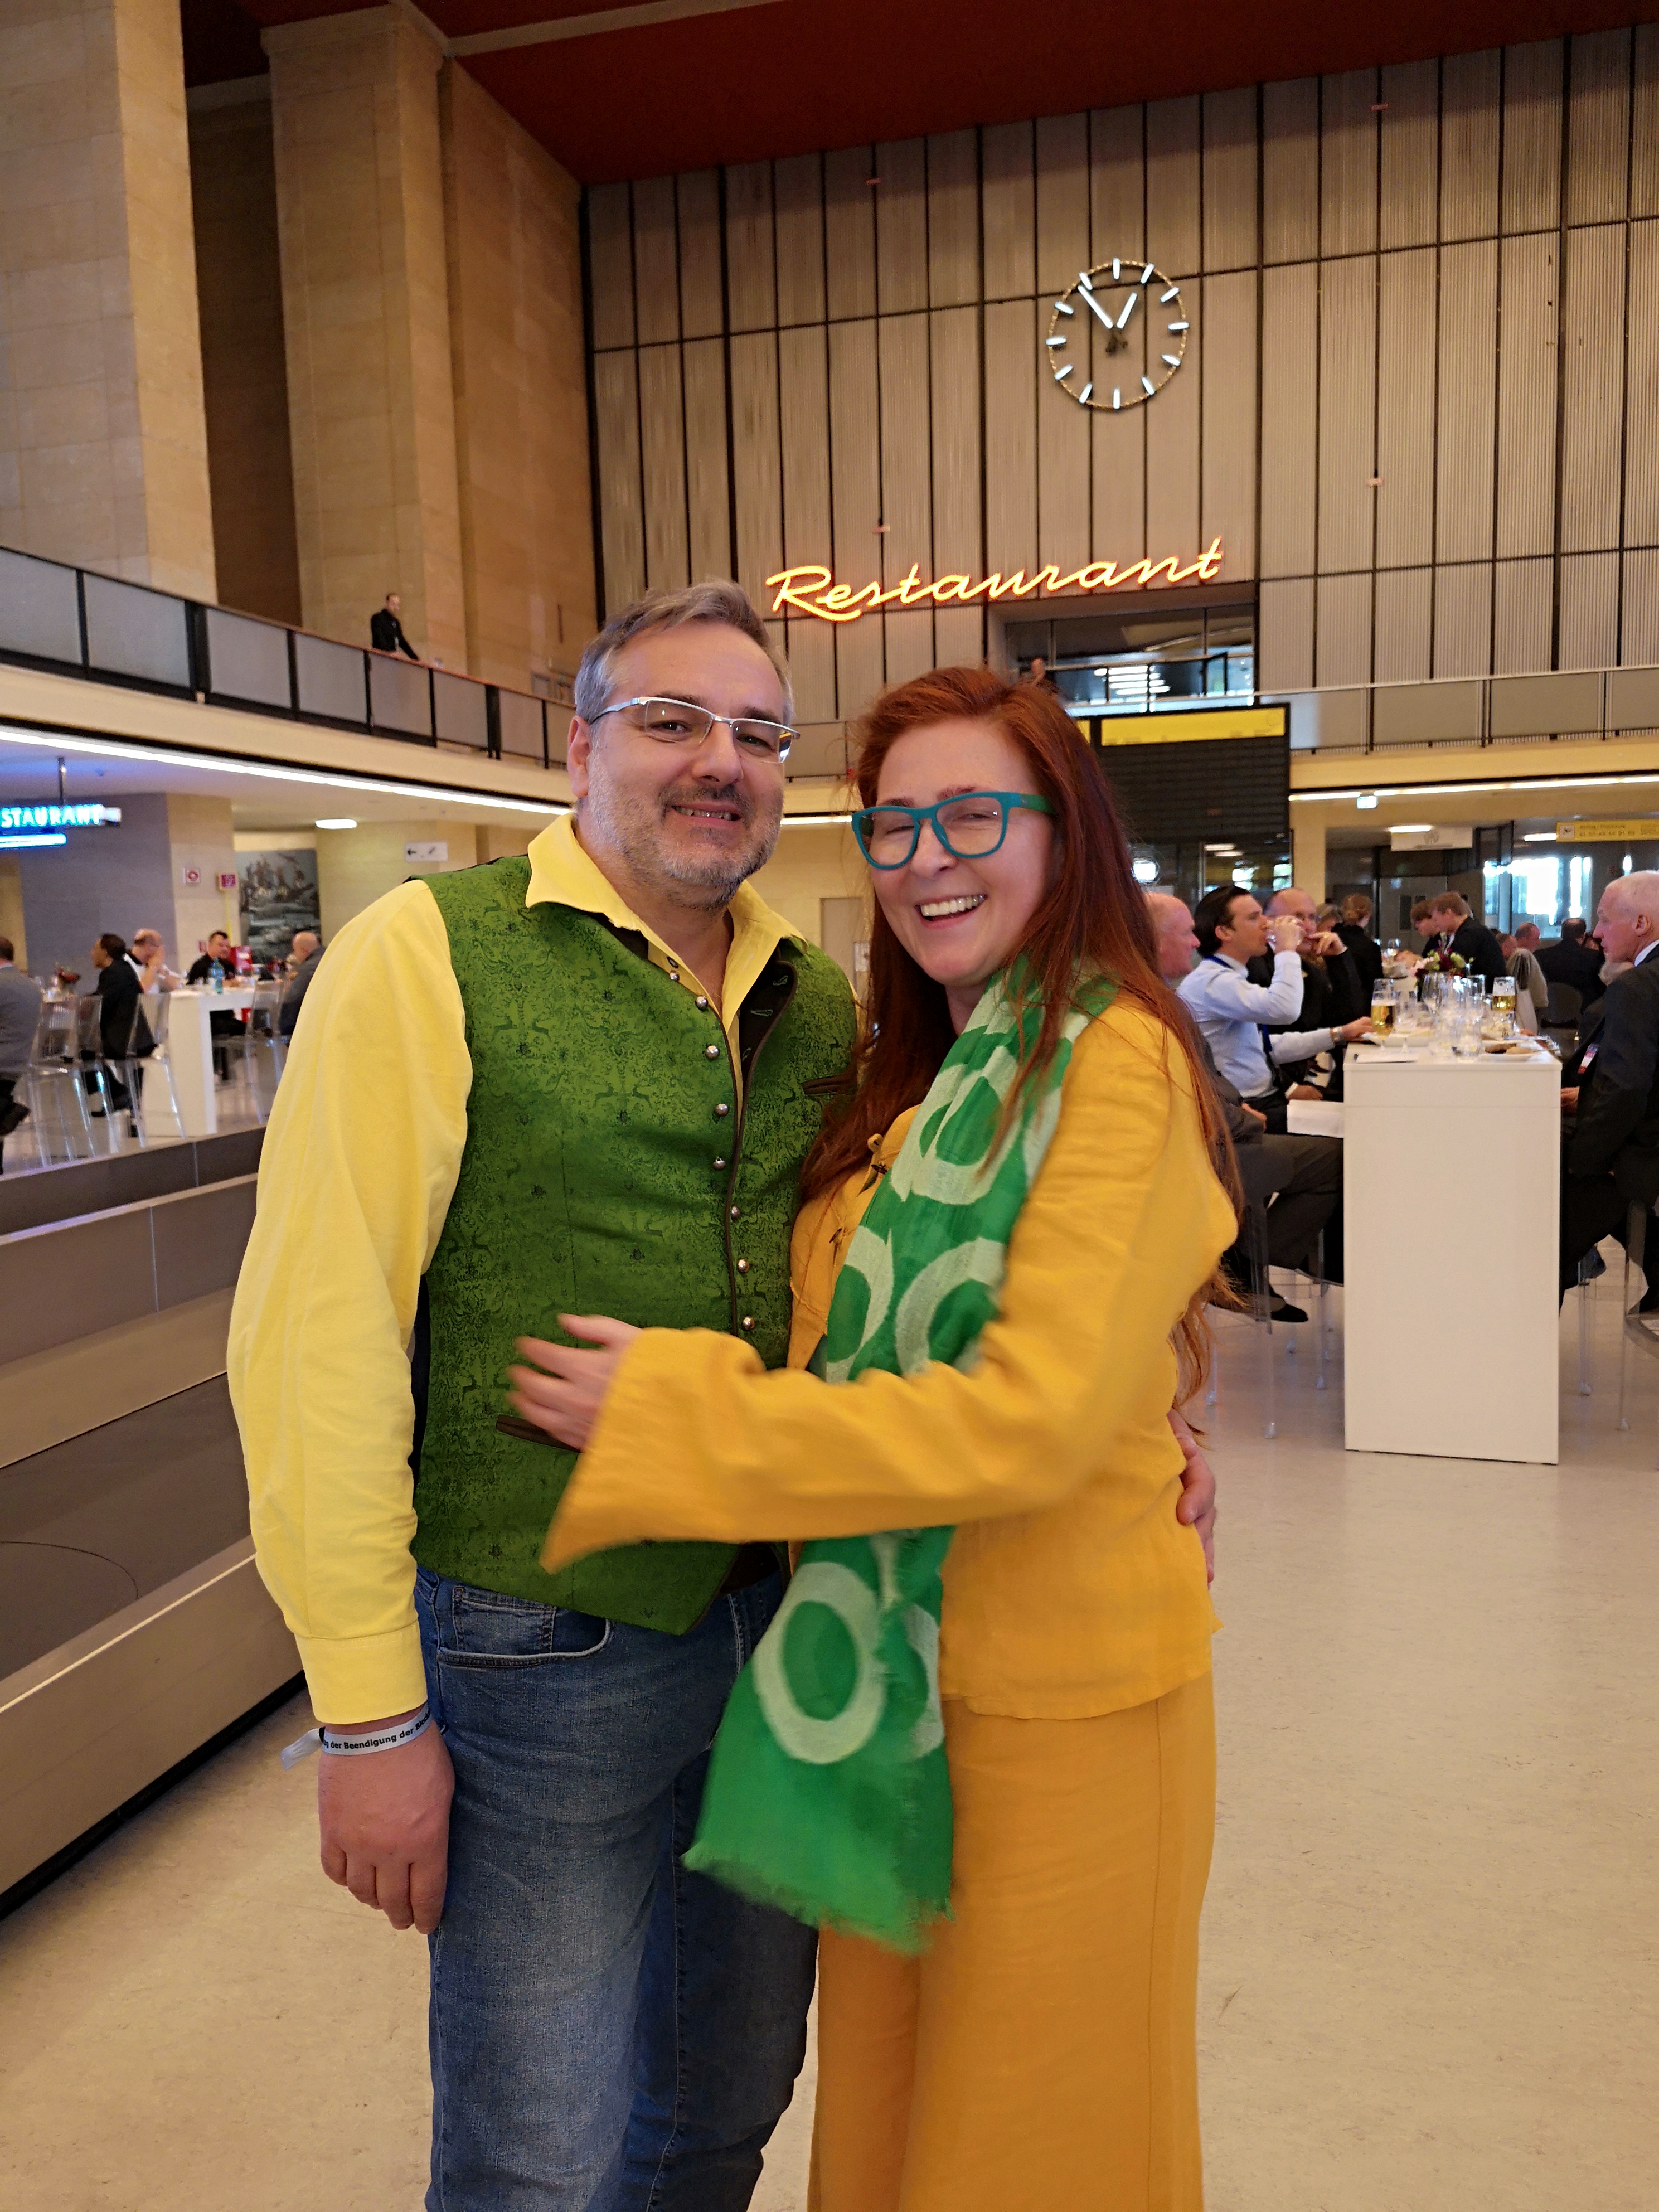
[280,1705,431,1770]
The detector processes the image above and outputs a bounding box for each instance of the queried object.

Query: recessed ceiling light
[1356,793,1379,809]
[316,817,357,830]
[1391,823,1434,832]
[1521,831,1558,842]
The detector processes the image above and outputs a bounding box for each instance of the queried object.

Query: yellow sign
[1555,819,1659,841]
[767,540,1224,623]
[1093,706,1287,746]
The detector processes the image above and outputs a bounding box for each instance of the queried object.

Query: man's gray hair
[573,581,793,727]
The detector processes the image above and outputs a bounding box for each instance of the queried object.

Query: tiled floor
[1,1064,266,1177]
[2,1268,1655,2209]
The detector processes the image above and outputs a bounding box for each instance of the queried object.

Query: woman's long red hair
[801,665,1238,1397]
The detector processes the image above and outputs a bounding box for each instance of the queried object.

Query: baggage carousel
[0,1131,300,1904]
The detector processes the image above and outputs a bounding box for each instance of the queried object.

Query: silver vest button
[704,1044,719,1059]
[729,1205,740,1220]
[736,1258,750,1273]
[695,995,709,1010]
[714,1156,728,1168]
[714,1102,729,1117]
[741,1316,756,1331]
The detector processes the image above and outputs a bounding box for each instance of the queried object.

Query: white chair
[21,997,96,1163]
[241,978,289,1118]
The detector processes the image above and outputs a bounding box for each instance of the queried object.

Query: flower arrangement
[1417,947,1468,976]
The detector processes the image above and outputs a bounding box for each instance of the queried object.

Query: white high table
[153,985,255,1139]
[1342,1047,1561,1464]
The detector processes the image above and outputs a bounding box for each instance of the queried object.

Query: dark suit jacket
[94,958,151,1058]
[1336,923,1384,992]
[279,945,324,1036]
[1439,916,1507,984]
[371,607,419,660]
[1565,952,1659,1204]
[1537,935,1607,1008]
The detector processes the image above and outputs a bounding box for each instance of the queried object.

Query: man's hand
[318,1713,454,1934]
[1288,1081,1322,1100]
[1267,915,1302,954]
[1337,1016,1372,1042]
[1306,929,1346,958]
[1242,1104,1268,1131]
[1168,1410,1217,1584]
[508,1316,642,1452]
[1560,1086,1580,1115]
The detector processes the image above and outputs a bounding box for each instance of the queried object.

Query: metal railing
[1281,664,1659,757]
[0,542,570,770]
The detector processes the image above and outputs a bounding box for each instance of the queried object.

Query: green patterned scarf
[683,971,1115,1949]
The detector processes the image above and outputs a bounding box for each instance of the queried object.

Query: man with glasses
[231,582,855,2209]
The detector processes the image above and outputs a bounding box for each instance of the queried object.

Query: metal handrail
[1278,663,1659,757]
[0,540,573,769]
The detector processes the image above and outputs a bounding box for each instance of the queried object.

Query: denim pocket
[441,1583,613,1667]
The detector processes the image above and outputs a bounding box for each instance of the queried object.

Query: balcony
[1282,667,1659,755]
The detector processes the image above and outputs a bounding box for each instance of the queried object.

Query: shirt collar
[1634,939,1658,967]
[523,812,801,989]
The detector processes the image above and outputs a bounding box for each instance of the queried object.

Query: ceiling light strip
[450,0,774,60]
[0,721,569,817]
[1293,768,1659,804]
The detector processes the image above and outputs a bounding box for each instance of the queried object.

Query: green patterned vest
[413,857,856,1631]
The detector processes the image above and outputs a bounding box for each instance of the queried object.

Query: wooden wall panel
[1092,408,1145,564]
[982,122,1035,299]
[1495,232,1559,557]
[1259,575,1315,689]
[1440,48,1502,241]
[1560,223,1627,551]
[930,305,981,573]
[676,171,724,338]
[1434,239,1498,565]
[1621,548,1659,664]
[682,338,730,582]
[1039,369,1090,573]
[1146,96,1200,275]
[879,312,933,586]
[824,147,876,321]
[928,130,979,306]
[1566,26,1632,226]
[1202,86,1257,271]
[1432,561,1492,675]
[593,350,643,606]
[1317,254,1377,574]
[588,181,634,350]
[1624,220,1659,546]
[1146,298,1200,557]
[883,607,935,686]
[828,319,884,714]
[784,618,836,723]
[1036,113,1090,294]
[725,162,775,332]
[1375,248,1436,569]
[1492,556,1553,671]
[1502,41,1564,232]
[1316,570,1372,685]
[1379,59,1439,249]
[1633,26,1659,219]
[1090,103,1145,256]
[1259,260,1318,576]
[1200,271,1257,579]
[983,299,1038,571]
[778,324,831,564]
[875,138,928,314]
[632,176,680,344]
[1263,77,1320,264]
[1374,567,1432,681]
[1558,549,1620,666]
[774,155,825,328]
[638,345,688,590]
[1321,72,1379,258]
[729,332,781,607]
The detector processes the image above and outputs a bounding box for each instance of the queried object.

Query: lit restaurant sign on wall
[768,540,1224,624]
[0,803,122,831]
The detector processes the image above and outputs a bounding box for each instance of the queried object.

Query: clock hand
[1081,287,1116,332]
[1115,290,1139,330]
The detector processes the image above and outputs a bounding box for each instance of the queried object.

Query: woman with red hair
[513,667,1236,2210]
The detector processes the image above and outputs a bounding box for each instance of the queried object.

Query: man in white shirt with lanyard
[1178,884,1370,1133]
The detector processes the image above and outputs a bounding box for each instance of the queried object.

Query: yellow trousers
[808,1672,1216,2212]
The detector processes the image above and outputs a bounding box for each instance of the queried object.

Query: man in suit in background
[279,929,323,1037]
[1423,890,1507,984]
[1539,915,1608,1012]
[1336,894,1384,992]
[1245,885,1368,1099]
[1559,872,1659,1293]
[371,591,420,662]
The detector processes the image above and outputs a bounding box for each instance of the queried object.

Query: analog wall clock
[1044,259,1189,411]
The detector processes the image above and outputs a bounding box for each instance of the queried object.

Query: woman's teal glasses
[851,790,1056,870]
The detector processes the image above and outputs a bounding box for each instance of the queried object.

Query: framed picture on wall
[239,848,321,963]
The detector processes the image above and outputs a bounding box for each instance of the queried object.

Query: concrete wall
[187,82,301,625]
[16,790,173,977]
[312,818,478,942]
[166,792,237,961]
[748,822,865,948]
[442,67,594,694]
[0,0,216,596]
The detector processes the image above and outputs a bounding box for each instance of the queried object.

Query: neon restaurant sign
[768,539,1224,623]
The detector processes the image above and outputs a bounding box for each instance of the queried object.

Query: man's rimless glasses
[852,792,1056,869]
[593,696,795,763]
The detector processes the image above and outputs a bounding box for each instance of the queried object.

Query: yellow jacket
[545,998,1234,1720]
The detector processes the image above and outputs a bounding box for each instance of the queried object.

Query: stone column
[1292,813,1327,903]
[264,7,467,669]
[0,0,215,597]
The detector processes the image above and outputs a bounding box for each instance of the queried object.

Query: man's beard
[583,771,782,907]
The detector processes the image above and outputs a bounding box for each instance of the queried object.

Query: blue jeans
[416,1566,816,2212]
